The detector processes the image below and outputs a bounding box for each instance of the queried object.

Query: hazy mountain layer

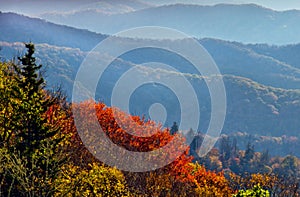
[40,4,300,45]
[1,12,300,89]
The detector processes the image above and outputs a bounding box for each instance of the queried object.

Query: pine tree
[13,43,57,156]
[1,43,67,196]
[240,142,255,174]
[219,136,231,168]
[170,122,178,135]
[244,142,254,162]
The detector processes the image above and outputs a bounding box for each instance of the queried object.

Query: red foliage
[70,100,192,174]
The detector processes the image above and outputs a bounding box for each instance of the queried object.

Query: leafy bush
[233,184,270,197]
[55,163,130,197]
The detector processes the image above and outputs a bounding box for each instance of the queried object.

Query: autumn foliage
[68,100,232,196]
[1,43,299,196]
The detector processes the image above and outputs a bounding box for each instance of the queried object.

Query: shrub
[55,163,130,197]
[233,184,270,197]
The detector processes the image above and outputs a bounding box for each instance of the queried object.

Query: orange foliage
[71,100,192,173]
[67,100,232,196]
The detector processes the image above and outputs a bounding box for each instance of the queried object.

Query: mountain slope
[247,43,300,70]
[200,39,300,89]
[40,3,300,45]
[1,42,300,140]
[0,12,106,51]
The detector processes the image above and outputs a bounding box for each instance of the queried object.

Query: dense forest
[0,43,299,196]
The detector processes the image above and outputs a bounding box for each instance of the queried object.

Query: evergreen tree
[13,43,57,156]
[0,43,67,196]
[219,136,231,168]
[232,138,238,157]
[170,122,178,135]
[240,142,255,174]
[244,142,255,162]
[259,150,269,167]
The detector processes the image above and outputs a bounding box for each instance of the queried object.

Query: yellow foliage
[145,172,196,197]
[192,163,233,197]
[55,163,130,197]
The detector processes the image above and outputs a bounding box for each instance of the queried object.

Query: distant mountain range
[0,12,300,156]
[39,3,300,45]
[1,0,153,15]
[1,12,300,89]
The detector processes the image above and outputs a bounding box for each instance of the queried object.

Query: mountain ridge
[39,3,300,45]
[0,12,107,51]
[2,12,300,90]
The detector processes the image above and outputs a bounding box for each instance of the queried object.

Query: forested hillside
[1,1,300,194]
[0,44,299,196]
[1,41,300,157]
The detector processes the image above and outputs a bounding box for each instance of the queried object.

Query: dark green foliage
[13,43,57,157]
[16,43,43,92]
[219,136,232,168]
[243,143,255,163]
[170,122,178,135]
